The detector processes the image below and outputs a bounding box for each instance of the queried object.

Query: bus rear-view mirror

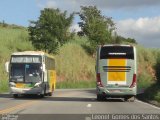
[5,61,10,73]
[42,63,45,72]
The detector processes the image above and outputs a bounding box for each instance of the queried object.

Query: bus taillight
[97,73,103,87]
[130,74,136,88]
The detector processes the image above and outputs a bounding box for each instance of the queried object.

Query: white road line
[55,88,95,91]
[136,99,160,110]
[87,104,92,108]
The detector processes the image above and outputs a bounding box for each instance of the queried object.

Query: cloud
[36,0,160,11]
[45,1,57,8]
[71,16,160,48]
[70,24,81,32]
[91,0,160,9]
[35,0,160,47]
[116,17,160,47]
[36,0,80,12]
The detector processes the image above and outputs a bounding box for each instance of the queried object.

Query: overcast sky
[0,0,160,48]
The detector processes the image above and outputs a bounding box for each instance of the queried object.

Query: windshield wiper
[11,76,24,79]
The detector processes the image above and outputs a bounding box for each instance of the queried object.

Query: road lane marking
[0,101,38,114]
[136,100,160,110]
[0,99,13,104]
[87,104,92,108]
[55,89,95,91]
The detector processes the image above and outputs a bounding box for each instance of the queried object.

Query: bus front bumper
[10,87,43,95]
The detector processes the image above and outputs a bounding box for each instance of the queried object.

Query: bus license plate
[16,84,24,88]
[110,90,121,93]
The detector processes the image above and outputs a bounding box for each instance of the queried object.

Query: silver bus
[96,45,137,101]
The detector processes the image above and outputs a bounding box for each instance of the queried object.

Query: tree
[78,6,115,54]
[28,8,74,54]
[114,36,137,44]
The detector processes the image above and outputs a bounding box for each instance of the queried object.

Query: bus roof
[11,51,55,59]
[99,44,134,47]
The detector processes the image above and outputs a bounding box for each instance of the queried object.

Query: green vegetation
[0,26,96,92]
[141,84,160,103]
[56,42,95,82]
[0,6,159,104]
[28,8,74,54]
[0,21,26,29]
[0,24,160,105]
[78,6,115,54]
[0,26,33,93]
[136,46,160,105]
[137,46,156,89]
[55,37,96,88]
[56,80,95,89]
[116,36,137,44]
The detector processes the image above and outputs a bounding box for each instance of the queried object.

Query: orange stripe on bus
[108,59,126,82]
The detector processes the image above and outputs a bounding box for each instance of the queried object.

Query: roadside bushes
[138,49,160,104]
[0,27,33,92]
[155,53,160,84]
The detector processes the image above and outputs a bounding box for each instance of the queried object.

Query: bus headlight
[9,82,16,87]
[34,82,42,88]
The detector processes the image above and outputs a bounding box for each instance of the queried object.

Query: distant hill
[0,21,26,30]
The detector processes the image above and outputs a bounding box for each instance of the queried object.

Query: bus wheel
[124,96,135,102]
[48,85,54,96]
[97,94,106,101]
[40,92,44,98]
[13,94,18,98]
[40,88,46,98]
[48,92,52,96]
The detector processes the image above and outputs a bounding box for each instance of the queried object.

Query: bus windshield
[100,46,134,59]
[10,63,42,83]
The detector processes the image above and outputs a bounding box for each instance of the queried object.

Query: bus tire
[97,94,106,101]
[40,92,44,98]
[40,87,46,98]
[48,85,54,96]
[13,94,18,98]
[48,92,52,96]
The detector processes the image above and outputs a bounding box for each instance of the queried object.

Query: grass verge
[0,80,9,93]
[137,83,160,107]
[56,80,96,89]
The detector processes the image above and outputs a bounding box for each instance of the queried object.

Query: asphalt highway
[0,89,159,120]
